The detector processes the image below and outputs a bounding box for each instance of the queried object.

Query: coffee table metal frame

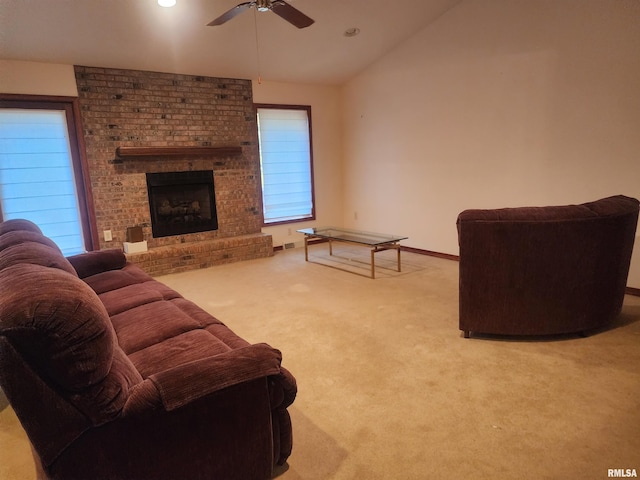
[297,227,408,279]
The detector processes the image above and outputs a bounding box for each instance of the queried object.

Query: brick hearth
[75,65,272,276]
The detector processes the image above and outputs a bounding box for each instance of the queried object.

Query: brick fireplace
[75,66,273,276]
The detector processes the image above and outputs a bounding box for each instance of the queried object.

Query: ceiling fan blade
[207,2,254,26]
[270,1,314,28]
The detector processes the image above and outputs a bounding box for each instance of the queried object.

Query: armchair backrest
[457,195,639,337]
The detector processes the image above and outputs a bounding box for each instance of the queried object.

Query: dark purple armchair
[457,195,639,338]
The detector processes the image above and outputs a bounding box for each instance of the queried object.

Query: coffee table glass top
[297,227,407,246]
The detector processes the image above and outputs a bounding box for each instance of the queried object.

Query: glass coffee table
[297,227,408,279]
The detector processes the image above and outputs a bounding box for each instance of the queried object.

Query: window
[256,104,315,225]
[0,95,96,255]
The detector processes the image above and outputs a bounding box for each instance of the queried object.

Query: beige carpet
[2,245,640,480]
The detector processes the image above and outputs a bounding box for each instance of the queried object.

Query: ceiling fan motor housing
[256,0,271,12]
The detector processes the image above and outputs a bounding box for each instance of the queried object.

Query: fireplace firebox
[146,170,218,238]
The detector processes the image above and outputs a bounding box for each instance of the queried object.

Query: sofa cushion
[0,218,43,236]
[111,300,208,354]
[98,283,166,317]
[97,281,183,317]
[0,241,77,276]
[83,264,156,295]
[0,229,66,254]
[130,330,232,378]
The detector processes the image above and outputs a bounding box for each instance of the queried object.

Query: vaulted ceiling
[1,0,462,85]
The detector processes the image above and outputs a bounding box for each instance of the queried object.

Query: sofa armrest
[148,343,283,411]
[66,249,127,278]
[272,367,297,410]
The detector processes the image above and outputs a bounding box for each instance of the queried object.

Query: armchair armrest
[149,343,283,411]
[67,249,127,278]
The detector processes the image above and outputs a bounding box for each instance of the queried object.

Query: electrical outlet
[103,230,113,241]
[354,211,358,221]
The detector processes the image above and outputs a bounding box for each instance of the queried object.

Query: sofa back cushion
[0,219,77,276]
[0,240,78,276]
[0,218,44,236]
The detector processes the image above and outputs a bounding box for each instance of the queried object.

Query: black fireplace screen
[146,170,218,238]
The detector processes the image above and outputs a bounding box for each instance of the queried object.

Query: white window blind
[0,109,85,255]
[257,107,314,224]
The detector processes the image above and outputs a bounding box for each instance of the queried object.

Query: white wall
[252,81,344,247]
[0,60,78,96]
[341,0,640,288]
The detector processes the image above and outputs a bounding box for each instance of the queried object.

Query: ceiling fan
[207,0,314,29]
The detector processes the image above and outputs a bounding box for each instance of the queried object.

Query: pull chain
[253,8,262,84]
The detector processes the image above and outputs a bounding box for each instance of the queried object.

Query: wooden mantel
[115,146,242,158]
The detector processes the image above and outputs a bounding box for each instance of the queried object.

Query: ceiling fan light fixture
[158,0,177,7]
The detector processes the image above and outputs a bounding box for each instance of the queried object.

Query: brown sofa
[457,195,639,338]
[0,219,296,480]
